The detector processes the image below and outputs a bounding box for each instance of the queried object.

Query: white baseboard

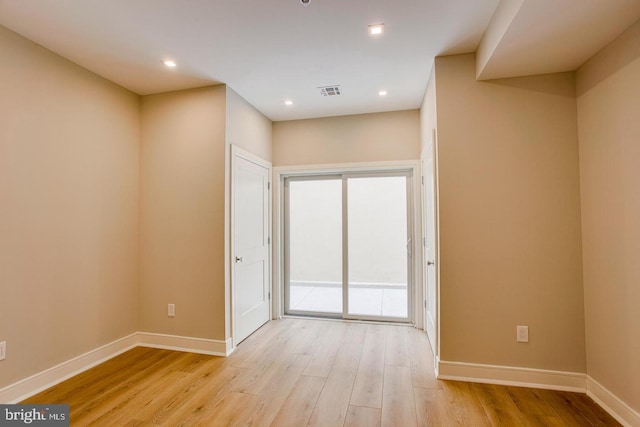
[137,332,234,357]
[0,331,234,404]
[437,361,640,425]
[587,376,640,427]
[437,360,587,392]
[0,333,138,404]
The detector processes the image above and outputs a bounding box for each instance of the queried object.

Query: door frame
[273,160,423,325]
[420,129,441,364]
[230,145,272,347]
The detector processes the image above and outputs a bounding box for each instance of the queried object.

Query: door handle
[427,260,435,266]
[235,256,244,263]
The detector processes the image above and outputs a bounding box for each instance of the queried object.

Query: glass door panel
[286,178,343,315]
[347,176,409,319]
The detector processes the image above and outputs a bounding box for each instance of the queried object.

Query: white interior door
[232,147,271,346]
[422,139,438,355]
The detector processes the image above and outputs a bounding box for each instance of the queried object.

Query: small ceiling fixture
[300,0,310,5]
[163,60,177,68]
[379,90,388,96]
[284,100,294,106]
[368,23,384,36]
[319,85,342,96]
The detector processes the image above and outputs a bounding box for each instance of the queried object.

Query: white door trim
[273,160,422,325]
[230,145,272,347]
[420,129,441,362]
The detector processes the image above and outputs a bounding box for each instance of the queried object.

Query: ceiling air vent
[319,85,342,96]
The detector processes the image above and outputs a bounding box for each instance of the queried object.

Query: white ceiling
[0,0,639,121]
[477,0,640,80]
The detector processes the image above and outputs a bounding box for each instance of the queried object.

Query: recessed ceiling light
[379,90,388,96]
[163,60,177,68]
[284,100,293,106]
[369,24,384,36]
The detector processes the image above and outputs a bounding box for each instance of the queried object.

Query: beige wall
[420,65,437,154]
[139,86,227,341]
[434,54,586,372]
[226,87,273,162]
[0,26,140,387]
[273,110,420,166]
[576,19,640,411]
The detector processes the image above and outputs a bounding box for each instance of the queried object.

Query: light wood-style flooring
[24,318,619,426]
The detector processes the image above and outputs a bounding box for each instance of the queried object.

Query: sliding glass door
[286,177,343,315]
[284,171,412,322]
[346,175,409,319]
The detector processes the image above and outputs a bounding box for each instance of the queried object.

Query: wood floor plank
[307,323,366,427]
[141,363,242,425]
[228,321,282,369]
[414,387,447,426]
[381,366,417,427]
[35,349,189,425]
[290,319,326,356]
[407,328,440,389]
[20,319,621,427]
[241,354,312,427]
[121,420,148,426]
[344,405,381,427]
[269,375,325,427]
[471,383,532,426]
[231,320,306,370]
[80,370,191,427]
[505,385,559,418]
[384,325,410,368]
[230,352,297,396]
[528,414,575,426]
[439,381,492,427]
[350,326,385,408]
[23,347,171,408]
[302,320,347,378]
[189,391,259,427]
[540,388,622,426]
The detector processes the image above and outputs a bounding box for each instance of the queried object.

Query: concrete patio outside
[289,281,408,318]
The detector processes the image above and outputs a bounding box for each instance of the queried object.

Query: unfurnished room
[0,0,639,426]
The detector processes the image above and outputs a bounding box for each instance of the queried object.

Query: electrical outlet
[168,304,175,317]
[517,325,529,343]
[0,341,6,361]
